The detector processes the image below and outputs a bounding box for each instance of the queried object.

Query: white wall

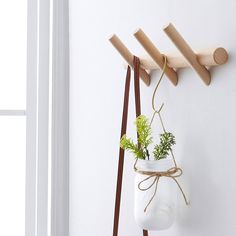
[69,0,236,235]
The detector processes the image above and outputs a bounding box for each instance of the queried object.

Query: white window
[0,0,69,235]
[0,1,27,235]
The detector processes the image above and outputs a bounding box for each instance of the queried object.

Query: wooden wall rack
[109,23,228,86]
[109,22,229,236]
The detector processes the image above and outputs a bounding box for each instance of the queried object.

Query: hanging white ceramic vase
[134,158,177,231]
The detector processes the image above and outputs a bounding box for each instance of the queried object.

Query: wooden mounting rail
[109,34,151,86]
[134,28,178,86]
[164,23,211,85]
[129,47,228,70]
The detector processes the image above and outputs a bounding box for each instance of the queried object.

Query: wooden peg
[109,34,151,86]
[163,23,211,85]
[134,28,178,86]
[197,48,228,66]
[128,47,228,70]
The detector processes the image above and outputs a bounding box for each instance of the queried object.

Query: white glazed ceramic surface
[134,158,177,231]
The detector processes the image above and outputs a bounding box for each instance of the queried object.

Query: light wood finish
[123,47,228,70]
[134,29,178,86]
[164,23,211,85]
[197,48,228,66]
[109,34,151,86]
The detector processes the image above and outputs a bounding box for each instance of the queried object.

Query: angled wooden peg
[163,23,211,85]
[134,28,178,86]
[109,34,151,86]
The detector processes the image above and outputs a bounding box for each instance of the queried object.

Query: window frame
[0,0,69,235]
[26,0,69,235]
[51,0,69,235]
[26,0,50,235]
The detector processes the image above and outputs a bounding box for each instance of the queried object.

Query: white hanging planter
[134,158,177,231]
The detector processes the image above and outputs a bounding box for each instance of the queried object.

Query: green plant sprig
[153,132,176,160]
[120,115,176,161]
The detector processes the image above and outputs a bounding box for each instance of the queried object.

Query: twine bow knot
[135,166,189,212]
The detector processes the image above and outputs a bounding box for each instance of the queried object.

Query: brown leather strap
[133,56,149,236]
[113,66,131,236]
[134,56,141,117]
[113,57,148,236]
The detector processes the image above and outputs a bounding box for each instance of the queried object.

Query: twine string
[136,167,188,212]
[134,55,189,212]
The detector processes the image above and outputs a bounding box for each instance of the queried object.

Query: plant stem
[145,147,150,160]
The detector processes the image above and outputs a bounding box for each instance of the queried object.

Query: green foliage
[135,115,153,149]
[153,132,176,160]
[120,115,176,161]
[120,115,152,160]
[120,135,145,159]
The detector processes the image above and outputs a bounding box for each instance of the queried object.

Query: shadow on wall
[175,133,225,235]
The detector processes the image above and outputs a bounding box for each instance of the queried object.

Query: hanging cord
[150,55,167,128]
[150,55,177,167]
[134,55,189,212]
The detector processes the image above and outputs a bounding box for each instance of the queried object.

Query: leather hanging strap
[133,57,149,236]
[113,57,148,236]
[134,57,141,117]
[113,65,131,236]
